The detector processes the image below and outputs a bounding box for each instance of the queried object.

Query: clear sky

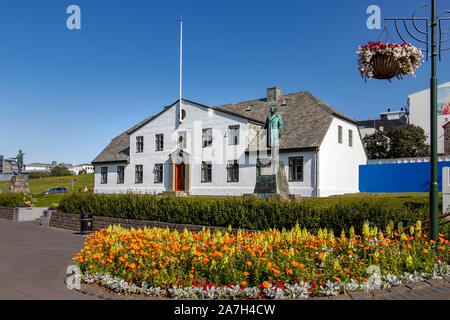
[0,0,449,165]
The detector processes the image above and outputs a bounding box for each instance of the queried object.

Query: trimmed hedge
[57,193,430,233]
[0,193,29,207]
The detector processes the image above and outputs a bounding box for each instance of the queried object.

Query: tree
[50,165,72,177]
[363,131,390,159]
[387,124,430,158]
[363,124,430,159]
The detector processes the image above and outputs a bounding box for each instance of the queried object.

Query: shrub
[27,171,51,179]
[58,193,430,233]
[0,193,30,207]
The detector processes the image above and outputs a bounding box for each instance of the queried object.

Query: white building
[92,88,367,197]
[70,164,94,175]
[409,81,450,155]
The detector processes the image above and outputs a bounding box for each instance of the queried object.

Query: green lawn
[0,174,94,207]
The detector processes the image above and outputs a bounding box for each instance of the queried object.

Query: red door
[175,163,185,191]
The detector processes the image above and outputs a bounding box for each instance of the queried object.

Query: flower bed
[357,41,423,81]
[73,222,450,299]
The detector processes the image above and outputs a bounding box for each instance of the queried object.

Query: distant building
[70,164,94,175]
[358,108,409,138]
[0,155,18,181]
[409,81,450,155]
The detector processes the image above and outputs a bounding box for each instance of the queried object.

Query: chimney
[267,87,282,102]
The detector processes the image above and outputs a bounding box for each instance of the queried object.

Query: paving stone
[425,278,448,288]
[372,289,393,299]
[349,291,374,300]
[329,295,351,300]
[311,296,330,300]
[386,286,411,294]
[443,275,450,283]
[405,282,431,291]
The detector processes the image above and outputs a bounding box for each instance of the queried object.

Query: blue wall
[359,161,450,193]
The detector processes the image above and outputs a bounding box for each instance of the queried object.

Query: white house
[70,164,94,175]
[409,81,450,155]
[92,88,367,197]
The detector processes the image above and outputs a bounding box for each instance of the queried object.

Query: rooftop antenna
[179,17,184,123]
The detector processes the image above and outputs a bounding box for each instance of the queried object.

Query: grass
[0,174,94,207]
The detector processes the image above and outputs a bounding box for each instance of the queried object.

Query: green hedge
[0,193,29,207]
[57,193,430,233]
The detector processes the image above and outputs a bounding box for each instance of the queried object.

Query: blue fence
[359,161,450,193]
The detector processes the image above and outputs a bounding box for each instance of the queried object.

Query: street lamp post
[385,0,449,242]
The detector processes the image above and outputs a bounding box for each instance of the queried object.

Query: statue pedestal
[254,161,290,199]
[9,175,30,195]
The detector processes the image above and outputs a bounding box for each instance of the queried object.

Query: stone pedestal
[8,175,30,195]
[254,160,290,199]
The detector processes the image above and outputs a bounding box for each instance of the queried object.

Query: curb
[64,274,450,301]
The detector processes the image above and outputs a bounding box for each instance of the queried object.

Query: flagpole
[179,17,183,123]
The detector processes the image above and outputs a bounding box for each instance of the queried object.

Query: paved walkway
[0,219,96,300]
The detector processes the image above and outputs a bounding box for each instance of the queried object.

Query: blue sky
[0,0,449,165]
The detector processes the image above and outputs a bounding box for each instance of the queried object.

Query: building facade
[93,88,367,197]
[409,81,450,155]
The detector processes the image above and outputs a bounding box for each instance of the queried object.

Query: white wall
[409,82,450,154]
[318,117,367,197]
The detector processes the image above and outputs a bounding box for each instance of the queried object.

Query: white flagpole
[179,17,183,123]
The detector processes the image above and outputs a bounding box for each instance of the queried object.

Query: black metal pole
[430,0,439,243]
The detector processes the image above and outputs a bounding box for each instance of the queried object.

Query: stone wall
[0,207,14,220]
[48,211,253,234]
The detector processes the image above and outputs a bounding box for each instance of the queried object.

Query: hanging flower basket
[357,41,424,81]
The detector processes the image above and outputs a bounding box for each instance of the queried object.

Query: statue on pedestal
[13,150,25,175]
[254,106,290,198]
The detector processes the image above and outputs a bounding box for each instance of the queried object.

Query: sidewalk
[0,219,96,300]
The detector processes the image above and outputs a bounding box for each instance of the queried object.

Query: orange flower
[189,274,194,279]
[241,281,247,286]
[335,277,341,282]
[262,281,270,288]
[247,261,252,267]
[423,248,428,254]
[243,272,249,276]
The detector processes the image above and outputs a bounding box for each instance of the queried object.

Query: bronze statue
[14,150,25,174]
[264,105,284,148]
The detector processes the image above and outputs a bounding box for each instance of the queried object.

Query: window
[155,134,164,151]
[135,165,143,184]
[338,125,343,144]
[228,125,240,145]
[202,128,212,148]
[201,161,212,182]
[289,157,303,182]
[154,164,163,183]
[101,167,108,184]
[117,166,125,184]
[177,131,187,149]
[136,136,144,153]
[349,129,353,147]
[227,160,239,182]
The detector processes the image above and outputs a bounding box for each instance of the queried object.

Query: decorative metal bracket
[385,4,449,60]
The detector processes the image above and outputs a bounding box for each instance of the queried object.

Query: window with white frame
[135,165,143,184]
[136,136,144,153]
[202,128,212,148]
[227,160,239,182]
[289,157,303,182]
[117,166,125,184]
[201,161,212,182]
[155,134,164,151]
[101,167,108,184]
[154,164,163,183]
[338,125,343,144]
[228,125,240,145]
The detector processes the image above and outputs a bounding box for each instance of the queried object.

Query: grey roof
[216,91,359,150]
[92,91,359,164]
